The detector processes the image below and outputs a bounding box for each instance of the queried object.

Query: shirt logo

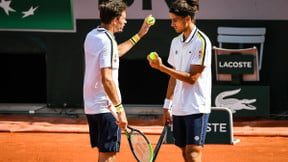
[198,50,202,58]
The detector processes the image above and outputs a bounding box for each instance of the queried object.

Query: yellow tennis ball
[149,52,157,60]
[146,16,156,25]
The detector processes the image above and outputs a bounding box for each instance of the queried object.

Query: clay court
[1,114,288,162]
[1,133,288,162]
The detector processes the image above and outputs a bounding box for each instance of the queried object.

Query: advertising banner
[0,0,74,32]
[212,85,270,117]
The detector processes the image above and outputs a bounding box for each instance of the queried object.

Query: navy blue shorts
[173,113,210,147]
[86,113,121,152]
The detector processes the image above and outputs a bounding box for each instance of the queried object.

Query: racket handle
[165,120,173,131]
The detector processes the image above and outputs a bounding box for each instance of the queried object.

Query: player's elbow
[186,79,196,85]
[186,76,199,85]
[102,77,114,87]
[186,72,201,84]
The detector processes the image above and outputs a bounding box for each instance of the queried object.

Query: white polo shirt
[83,27,120,114]
[168,26,212,115]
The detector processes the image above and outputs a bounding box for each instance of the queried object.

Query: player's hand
[147,52,163,70]
[137,14,153,38]
[162,109,172,125]
[116,110,128,130]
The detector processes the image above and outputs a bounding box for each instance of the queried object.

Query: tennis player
[83,1,152,161]
[147,0,212,161]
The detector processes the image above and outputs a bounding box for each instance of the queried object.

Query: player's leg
[180,147,188,162]
[99,152,116,162]
[185,145,202,162]
[173,115,188,161]
[184,113,209,162]
[86,113,121,162]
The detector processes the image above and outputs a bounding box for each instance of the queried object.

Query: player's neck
[101,23,114,35]
[182,23,195,41]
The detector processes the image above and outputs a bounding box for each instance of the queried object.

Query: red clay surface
[1,114,288,162]
[1,133,288,162]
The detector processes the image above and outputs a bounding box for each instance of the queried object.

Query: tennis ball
[149,52,157,60]
[146,16,156,25]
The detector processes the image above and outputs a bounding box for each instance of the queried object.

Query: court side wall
[0,19,287,114]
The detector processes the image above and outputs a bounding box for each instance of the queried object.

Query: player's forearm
[159,65,193,84]
[118,39,135,57]
[165,77,175,100]
[118,15,152,56]
[102,79,121,105]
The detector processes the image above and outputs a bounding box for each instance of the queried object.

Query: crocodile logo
[215,88,257,113]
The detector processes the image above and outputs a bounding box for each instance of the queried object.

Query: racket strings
[129,131,151,162]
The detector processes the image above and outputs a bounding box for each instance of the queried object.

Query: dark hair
[99,1,127,24]
[169,0,199,18]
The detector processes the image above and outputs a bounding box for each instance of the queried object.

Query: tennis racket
[152,121,169,162]
[107,106,153,162]
[125,126,154,162]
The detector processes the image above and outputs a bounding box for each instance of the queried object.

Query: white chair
[217,27,266,70]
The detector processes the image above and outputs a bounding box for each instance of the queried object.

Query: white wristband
[163,98,173,109]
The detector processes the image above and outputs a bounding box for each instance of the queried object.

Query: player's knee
[185,145,202,161]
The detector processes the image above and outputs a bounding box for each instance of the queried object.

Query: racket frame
[125,126,154,162]
[107,106,153,162]
[152,121,169,161]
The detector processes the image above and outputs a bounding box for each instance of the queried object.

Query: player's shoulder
[195,29,211,41]
[193,29,211,47]
[90,27,106,37]
[87,28,112,43]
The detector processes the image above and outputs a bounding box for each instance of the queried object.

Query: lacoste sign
[217,54,254,74]
[219,61,252,68]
